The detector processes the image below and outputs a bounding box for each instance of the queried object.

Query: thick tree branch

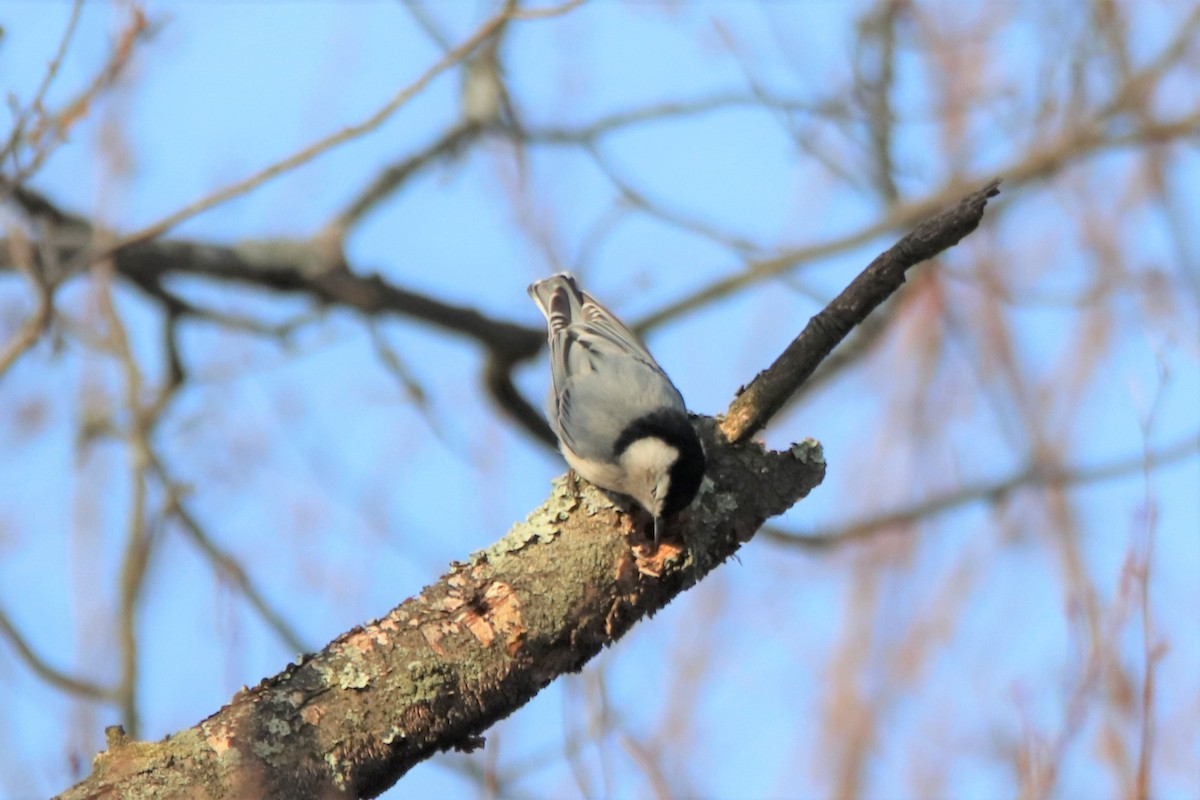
[116,238,551,444]
[720,180,1001,444]
[58,422,825,799]
[114,239,545,358]
[1,204,548,448]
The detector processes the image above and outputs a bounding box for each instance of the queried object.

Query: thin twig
[400,1,453,52]
[512,0,589,21]
[855,0,902,202]
[586,143,762,254]
[635,105,1200,335]
[326,120,482,237]
[104,10,513,252]
[1132,370,1168,800]
[4,5,149,187]
[0,0,84,168]
[634,179,985,335]
[526,91,833,146]
[106,0,587,254]
[156,468,311,656]
[0,605,116,702]
[0,233,54,379]
[762,430,1200,550]
[92,252,153,739]
[616,734,673,800]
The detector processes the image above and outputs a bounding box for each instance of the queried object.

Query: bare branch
[116,239,545,357]
[52,102,1004,794]
[400,2,454,52]
[1,5,149,187]
[484,352,556,448]
[98,0,589,254]
[1,196,556,445]
[853,0,903,202]
[525,92,835,146]
[0,605,115,703]
[0,232,54,379]
[6,6,1194,796]
[635,107,1199,334]
[511,0,589,20]
[326,121,483,238]
[156,461,312,656]
[762,430,1200,550]
[585,144,762,254]
[0,0,83,168]
[104,6,518,252]
[721,180,1001,444]
[94,253,154,739]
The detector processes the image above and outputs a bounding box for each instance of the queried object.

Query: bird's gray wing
[551,327,685,460]
[530,273,684,460]
[577,289,666,377]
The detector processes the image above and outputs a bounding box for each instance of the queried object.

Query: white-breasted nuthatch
[529,273,705,542]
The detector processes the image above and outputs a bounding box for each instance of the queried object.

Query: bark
[59,421,825,800]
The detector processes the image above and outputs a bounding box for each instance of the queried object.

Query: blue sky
[1,2,1198,798]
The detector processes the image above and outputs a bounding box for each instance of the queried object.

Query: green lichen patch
[405,659,452,701]
[313,645,372,691]
[789,438,825,465]
[469,482,584,566]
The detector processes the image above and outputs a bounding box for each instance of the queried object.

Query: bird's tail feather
[528,272,584,335]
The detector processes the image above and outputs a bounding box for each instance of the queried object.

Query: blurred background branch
[0,1,1197,797]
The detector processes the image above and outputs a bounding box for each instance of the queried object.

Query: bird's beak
[653,516,663,544]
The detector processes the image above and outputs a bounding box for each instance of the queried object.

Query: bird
[528,273,705,543]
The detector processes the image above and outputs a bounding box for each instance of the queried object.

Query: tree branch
[0,605,115,703]
[325,120,484,239]
[720,180,1001,443]
[99,8,512,252]
[0,215,551,444]
[762,430,1200,550]
[156,460,312,656]
[57,421,825,799]
[0,232,54,379]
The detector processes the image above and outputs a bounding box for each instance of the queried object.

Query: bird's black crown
[613,409,706,517]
